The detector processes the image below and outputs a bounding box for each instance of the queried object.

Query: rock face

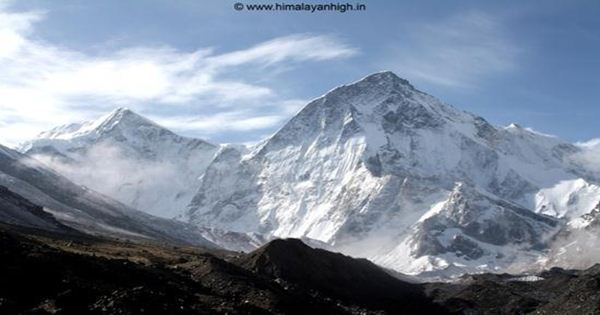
[184,71,599,276]
[20,108,218,219]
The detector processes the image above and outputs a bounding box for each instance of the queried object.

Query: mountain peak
[308,71,425,115]
[506,123,523,130]
[31,108,168,142]
[256,71,467,154]
[334,71,415,96]
[23,107,218,156]
[111,106,133,114]
[99,107,156,129]
[106,107,138,120]
[359,71,413,87]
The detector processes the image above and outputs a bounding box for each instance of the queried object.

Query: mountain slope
[185,71,599,276]
[20,108,218,219]
[0,185,73,233]
[0,144,216,247]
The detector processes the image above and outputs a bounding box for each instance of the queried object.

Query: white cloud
[573,139,600,174]
[149,98,308,139]
[29,142,191,218]
[577,138,600,149]
[207,34,356,69]
[545,225,600,270]
[154,111,288,135]
[392,11,519,88]
[0,3,356,146]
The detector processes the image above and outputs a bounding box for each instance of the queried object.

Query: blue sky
[0,0,599,146]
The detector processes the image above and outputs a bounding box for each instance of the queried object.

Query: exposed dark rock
[0,226,447,315]
[4,222,600,315]
[236,238,444,314]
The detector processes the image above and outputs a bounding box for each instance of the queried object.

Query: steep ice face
[20,108,219,219]
[186,71,600,276]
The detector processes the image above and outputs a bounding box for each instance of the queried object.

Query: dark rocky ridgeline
[0,229,212,315]
[0,226,447,315]
[532,265,600,314]
[425,267,600,315]
[4,224,600,315]
[236,238,446,314]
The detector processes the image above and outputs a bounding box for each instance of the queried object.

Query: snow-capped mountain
[20,108,218,219]
[18,71,600,276]
[185,71,600,276]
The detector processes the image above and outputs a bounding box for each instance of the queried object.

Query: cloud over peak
[0,3,357,146]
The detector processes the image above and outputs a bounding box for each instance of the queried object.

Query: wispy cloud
[153,98,307,137]
[0,3,356,146]
[392,11,519,88]
[573,139,600,174]
[156,111,284,133]
[207,34,356,69]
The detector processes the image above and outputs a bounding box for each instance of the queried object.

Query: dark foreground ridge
[0,223,447,315]
[4,224,600,315]
[426,266,600,314]
[237,238,437,313]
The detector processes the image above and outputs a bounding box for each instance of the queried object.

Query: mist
[572,139,600,175]
[30,142,198,218]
